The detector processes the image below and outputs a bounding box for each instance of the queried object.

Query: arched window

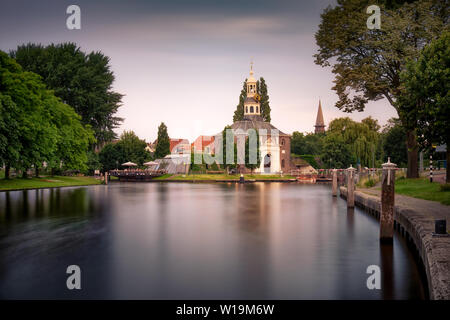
[246,106,248,113]
[282,159,285,168]
[256,106,259,113]
[250,106,254,113]
[281,139,285,146]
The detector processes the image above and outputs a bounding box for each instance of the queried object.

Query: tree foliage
[98,131,151,171]
[11,43,124,147]
[0,51,94,177]
[381,118,408,167]
[314,0,448,177]
[326,117,380,167]
[399,31,450,181]
[155,122,170,159]
[291,132,324,156]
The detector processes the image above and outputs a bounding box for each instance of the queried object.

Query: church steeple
[244,61,261,117]
[314,99,325,134]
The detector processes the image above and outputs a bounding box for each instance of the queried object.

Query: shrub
[440,184,450,192]
[364,179,375,188]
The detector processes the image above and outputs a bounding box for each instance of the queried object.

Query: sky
[0,0,398,142]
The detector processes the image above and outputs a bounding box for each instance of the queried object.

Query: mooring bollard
[435,219,447,235]
[380,157,397,243]
[346,165,356,208]
[332,169,338,197]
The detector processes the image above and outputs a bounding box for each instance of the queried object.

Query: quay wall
[340,186,450,300]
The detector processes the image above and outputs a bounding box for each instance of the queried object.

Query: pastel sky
[0,0,398,142]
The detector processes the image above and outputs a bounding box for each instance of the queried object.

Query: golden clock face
[254,94,261,101]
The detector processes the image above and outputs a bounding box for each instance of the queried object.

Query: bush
[364,179,376,188]
[300,155,319,168]
[440,184,450,192]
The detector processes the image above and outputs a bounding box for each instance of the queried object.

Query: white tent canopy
[144,161,158,166]
[121,161,137,167]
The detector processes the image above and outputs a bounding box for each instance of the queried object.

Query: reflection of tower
[314,100,326,134]
[244,62,261,117]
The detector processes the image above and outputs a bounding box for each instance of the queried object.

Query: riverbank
[151,173,297,182]
[0,176,101,191]
[340,186,450,300]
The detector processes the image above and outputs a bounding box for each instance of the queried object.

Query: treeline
[291,116,407,169]
[0,43,124,178]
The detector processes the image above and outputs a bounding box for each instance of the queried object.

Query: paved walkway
[360,188,450,219]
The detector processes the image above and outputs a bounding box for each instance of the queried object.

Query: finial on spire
[250,59,254,76]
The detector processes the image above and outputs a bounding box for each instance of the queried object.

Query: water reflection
[0,183,426,299]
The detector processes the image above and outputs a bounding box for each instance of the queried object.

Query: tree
[155,122,170,159]
[314,0,448,178]
[258,78,271,122]
[0,94,20,179]
[399,31,450,182]
[382,118,408,167]
[46,94,95,175]
[233,80,247,122]
[0,51,58,178]
[0,51,93,178]
[245,129,261,173]
[99,143,124,172]
[291,131,324,155]
[116,130,151,166]
[321,133,355,169]
[327,117,380,167]
[11,43,124,147]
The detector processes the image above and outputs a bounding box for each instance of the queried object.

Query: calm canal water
[0,182,426,299]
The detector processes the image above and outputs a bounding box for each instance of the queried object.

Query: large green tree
[0,51,57,177]
[11,43,124,147]
[321,134,355,169]
[314,0,448,178]
[291,132,324,156]
[0,94,20,179]
[399,31,450,182]
[0,51,93,178]
[99,143,124,172]
[155,122,170,159]
[327,117,380,167]
[46,93,95,175]
[117,130,151,166]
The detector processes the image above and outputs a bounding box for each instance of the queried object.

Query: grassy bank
[153,174,296,181]
[0,176,101,191]
[394,178,450,205]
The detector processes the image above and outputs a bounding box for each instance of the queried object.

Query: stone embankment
[340,186,450,300]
